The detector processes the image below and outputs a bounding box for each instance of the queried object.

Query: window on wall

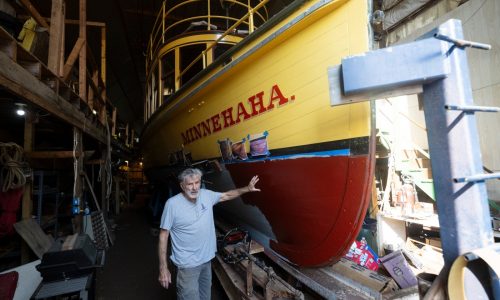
[214,43,234,64]
[162,53,175,100]
[180,44,205,85]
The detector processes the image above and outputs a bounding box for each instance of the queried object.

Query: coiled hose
[0,142,27,192]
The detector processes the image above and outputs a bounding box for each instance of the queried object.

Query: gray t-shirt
[160,189,221,268]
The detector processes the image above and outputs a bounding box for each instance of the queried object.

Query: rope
[0,142,27,192]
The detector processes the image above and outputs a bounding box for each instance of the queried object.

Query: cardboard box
[380,250,418,288]
[331,258,398,293]
[344,239,380,271]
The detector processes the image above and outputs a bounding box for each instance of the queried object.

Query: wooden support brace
[246,260,253,296]
[0,29,17,61]
[47,0,65,76]
[111,108,117,136]
[79,0,87,102]
[26,150,95,159]
[19,0,50,29]
[62,37,85,81]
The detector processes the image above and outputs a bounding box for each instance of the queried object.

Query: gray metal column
[330,17,497,298]
[421,20,493,267]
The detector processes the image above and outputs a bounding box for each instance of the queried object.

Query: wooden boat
[141,0,374,267]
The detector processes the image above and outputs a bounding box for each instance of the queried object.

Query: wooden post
[88,70,98,109]
[111,107,117,136]
[100,27,106,87]
[62,38,85,81]
[73,128,84,233]
[125,123,129,146]
[100,27,107,125]
[100,150,107,215]
[79,0,87,102]
[47,0,65,76]
[21,112,34,263]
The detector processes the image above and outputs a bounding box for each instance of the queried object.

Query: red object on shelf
[0,271,18,300]
[0,187,23,238]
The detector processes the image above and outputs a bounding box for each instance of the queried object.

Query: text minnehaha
[181,84,295,145]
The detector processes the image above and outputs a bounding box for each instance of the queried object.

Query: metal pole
[422,19,493,266]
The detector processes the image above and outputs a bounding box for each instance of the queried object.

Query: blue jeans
[176,261,212,300]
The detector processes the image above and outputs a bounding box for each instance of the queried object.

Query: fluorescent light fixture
[15,103,27,116]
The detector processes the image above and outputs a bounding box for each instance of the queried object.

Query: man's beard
[187,190,199,198]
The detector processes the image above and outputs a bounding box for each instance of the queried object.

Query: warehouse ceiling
[8,0,164,134]
[8,0,295,135]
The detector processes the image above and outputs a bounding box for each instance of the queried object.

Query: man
[158,168,260,299]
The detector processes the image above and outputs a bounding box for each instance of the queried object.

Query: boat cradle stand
[330,18,497,296]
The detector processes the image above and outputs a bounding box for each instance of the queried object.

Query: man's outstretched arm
[158,229,171,289]
[219,175,261,202]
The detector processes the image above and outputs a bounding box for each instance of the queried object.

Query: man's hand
[220,175,261,202]
[248,175,261,192]
[159,265,171,289]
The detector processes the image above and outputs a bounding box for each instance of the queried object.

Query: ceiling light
[15,103,27,116]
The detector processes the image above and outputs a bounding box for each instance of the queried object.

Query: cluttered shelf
[377,209,442,256]
[378,211,440,231]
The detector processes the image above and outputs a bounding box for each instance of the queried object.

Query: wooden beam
[53,18,104,27]
[111,108,117,136]
[90,70,99,107]
[86,72,105,108]
[26,150,95,159]
[21,112,33,263]
[86,159,104,165]
[62,37,85,81]
[19,15,105,27]
[73,128,84,233]
[22,113,33,220]
[100,150,107,214]
[0,50,107,143]
[47,0,65,75]
[19,0,50,29]
[125,123,129,146]
[79,0,87,102]
[101,27,106,86]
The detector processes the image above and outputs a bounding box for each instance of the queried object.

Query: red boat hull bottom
[214,154,372,267]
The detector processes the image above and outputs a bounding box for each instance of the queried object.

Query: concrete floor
[96,204,228,300]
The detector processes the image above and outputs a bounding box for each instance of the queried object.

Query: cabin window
[150,65,158,115]
[161,54,175,101]
[214,43,234,62]
[180,44,205,85]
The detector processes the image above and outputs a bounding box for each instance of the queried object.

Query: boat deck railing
[146,0,270,75]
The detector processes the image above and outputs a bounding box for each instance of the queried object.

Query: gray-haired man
[158,168,260,299]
